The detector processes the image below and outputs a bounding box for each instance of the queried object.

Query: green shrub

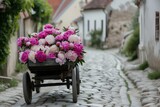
[148,71,160,80]
[90,30,102,48]
[122,26,139,58]
[127,51,138,61]
[139,61,149,70]
[15,62,27,73]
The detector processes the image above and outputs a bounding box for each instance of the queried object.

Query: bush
[127,51,138,61]
[0,79,18,92]
[148,71,160,80]
[90,30,102,48]
[122,26,139,57]
[139,61,149,70]
[15,62,27,73]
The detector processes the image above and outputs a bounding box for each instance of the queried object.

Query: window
[155,11,159,41]
[88,20,90,32]
[94,20,96,30]
[101,20,103,32]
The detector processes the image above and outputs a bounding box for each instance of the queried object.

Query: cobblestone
[0,48,141,107]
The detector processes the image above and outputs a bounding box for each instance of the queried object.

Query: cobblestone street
[0,48,141,107]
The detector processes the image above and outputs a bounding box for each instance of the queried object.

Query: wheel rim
[76,66,80,95]
[72,68,77,103]
[23,72,32,104]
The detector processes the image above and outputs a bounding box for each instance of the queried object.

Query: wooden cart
[23,59,80,104]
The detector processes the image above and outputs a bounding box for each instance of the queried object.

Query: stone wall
[104,6,137,49]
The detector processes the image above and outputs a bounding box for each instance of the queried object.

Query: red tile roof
[83,0,112,10]
[47,0,62,15]
[53,0,73,21]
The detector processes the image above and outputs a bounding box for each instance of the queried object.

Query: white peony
[39,39,46,45]
[45,35,55,45]
[28,51,36,63]
[31,45,39,51]
[68,34,81,43]
[49,45,59,53]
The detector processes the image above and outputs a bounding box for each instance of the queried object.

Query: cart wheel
[76,66,80,95]
[23,72,32,104]
[35,80,40,93]
[72,69,77,103]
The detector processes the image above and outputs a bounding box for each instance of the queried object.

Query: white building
[75,0,112,45]
[137,0,160,70]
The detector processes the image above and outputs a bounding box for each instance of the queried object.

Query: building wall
[83,9,106,43]
[139,0,160,70]
[77,20,84,43]
[53,0,82,30]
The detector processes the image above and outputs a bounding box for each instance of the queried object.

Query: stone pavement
[116,52,160,107]
[0,48,141,107]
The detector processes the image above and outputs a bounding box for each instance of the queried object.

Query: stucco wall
[53,0,82,30]
[83,9,106,43]
[140,0,160,70]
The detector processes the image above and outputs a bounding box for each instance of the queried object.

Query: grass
[139,61,149,70]
[148,71,160,80]
[15,62,27,73]
[0,78,18,92]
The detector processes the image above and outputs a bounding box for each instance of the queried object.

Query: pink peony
[55,34,64,41]
[17,37,28,47]
[30,33,38,38]
[45,35,55,45]
[57,51,65,60]
[44,28,54,35]
[43,24,53,29]
[61,41,69,51]
[63,30,75,40]
[47,53,56,59]
[38,31,47,38]
[55,58,66,65]
[69,43,74,49]
[29,37,39,46]
[35,51,46,63]
[56,41,61,46]
[19,50,30,63]
[73,43,83,56]
[65,50,78,62]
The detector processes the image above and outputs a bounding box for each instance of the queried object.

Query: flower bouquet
[17,24,85,76]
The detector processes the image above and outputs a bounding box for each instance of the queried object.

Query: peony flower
[31,45,39,51]
[68,34,81,43]
[73,43,84,56]
[55,34,63,41]
[17,37,28,47]
[43,24,53,29]
[30,33,38,38]
[47,53,56,59]
[63,30,75,40]
[38,31,47,38]
[39,39,46,45]
[65,50,78,62]
[61,41,69,51]
[55,58,66,65]
[28,51,36,63]
[19,50,30,63]
[45,35,55,45]
[29,37,39,46]
[57,51,65,60]
[49,45,59,53]
[35,51,46,62]
[56,41,61,46]
[26,42,31,46]
[44,28,54,35]
[69,43,74,49]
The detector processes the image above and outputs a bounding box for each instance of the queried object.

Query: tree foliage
[32,0,52,25]
[0,0,33,69]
